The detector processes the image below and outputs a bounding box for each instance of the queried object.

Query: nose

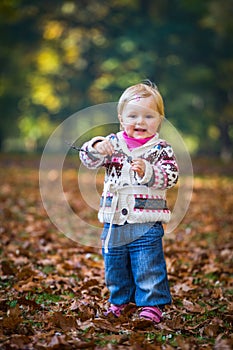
[136,116,144,124]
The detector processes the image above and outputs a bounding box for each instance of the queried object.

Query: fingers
[92,143,145,177]
[94,139,114,156]
[131,159,145,178]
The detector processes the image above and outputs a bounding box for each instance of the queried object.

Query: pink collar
[122,131,155,150]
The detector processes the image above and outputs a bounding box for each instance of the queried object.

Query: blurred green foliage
[0,0,232,158]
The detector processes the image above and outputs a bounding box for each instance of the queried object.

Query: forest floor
[0,154,232,349]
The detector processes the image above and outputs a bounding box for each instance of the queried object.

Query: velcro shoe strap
[140,306,163,324]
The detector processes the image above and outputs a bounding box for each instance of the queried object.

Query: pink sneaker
[139,306,163,324]
[103,304,128,317]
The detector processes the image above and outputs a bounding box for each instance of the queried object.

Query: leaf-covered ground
[0,155,232,349]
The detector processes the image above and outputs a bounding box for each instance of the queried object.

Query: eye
[145,115,154,119]
[127,114,137,119]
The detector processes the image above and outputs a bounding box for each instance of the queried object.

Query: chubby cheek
[123,124,134,136]
[149,126,158,134]
[148,121,160,133]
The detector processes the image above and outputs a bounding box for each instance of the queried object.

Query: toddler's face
[119,95,161,139]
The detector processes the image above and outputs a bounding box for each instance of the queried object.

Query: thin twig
[65,141,132,162]
[65,141,97,154]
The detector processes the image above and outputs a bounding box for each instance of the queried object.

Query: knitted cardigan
[79,131,179,226]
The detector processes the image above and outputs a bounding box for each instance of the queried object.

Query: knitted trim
[139,306,163,324]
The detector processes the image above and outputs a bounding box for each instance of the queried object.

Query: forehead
[122,95,158,115]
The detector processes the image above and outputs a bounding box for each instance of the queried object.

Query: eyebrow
[124,110,156,115]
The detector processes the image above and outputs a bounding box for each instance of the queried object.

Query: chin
[133,132,150,138]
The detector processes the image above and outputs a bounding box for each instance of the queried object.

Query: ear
[157,115,163,132]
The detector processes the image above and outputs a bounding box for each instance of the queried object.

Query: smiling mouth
[134,128,146,132]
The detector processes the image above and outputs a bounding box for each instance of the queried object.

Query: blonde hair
[117,80,165,117]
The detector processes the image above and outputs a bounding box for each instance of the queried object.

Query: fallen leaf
[1,305,22,332]
[50,312,77,331]
[183,299,203,313]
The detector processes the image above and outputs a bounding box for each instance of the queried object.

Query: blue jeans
[101,222,171,307]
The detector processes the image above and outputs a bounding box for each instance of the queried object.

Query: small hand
[131,158,145,178]
[93,139,114,156]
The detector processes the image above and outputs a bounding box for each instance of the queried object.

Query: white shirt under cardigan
[79,131,179,228]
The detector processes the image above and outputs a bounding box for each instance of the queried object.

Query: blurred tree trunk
[219,122,232,162]
[0,132,3,152]
[138,0,150,14]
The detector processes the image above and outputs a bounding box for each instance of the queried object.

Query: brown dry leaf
[203,323,219,337]
[183,299,203,313]
[214,334,233,350]
[93,318,120,332]
[17,297,40,310]
[17,265,38,280]
[13,279,41,292]
[45,334,70,350]
[176,335,194,350]
[0,159,232,349]
[166,315,185,330]
[131,318,155,330]
[211,287,223,299]
[173,282,197,293]
[1,260,17,275]
[8,335,31,349]
[75,302,96,321]
[70,339,96,349]
[50,311,77,331]
[70,299,80,311]
[1,305,22,332]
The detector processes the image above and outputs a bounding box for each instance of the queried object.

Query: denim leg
[102,245,136,305]
[129,223,172,307]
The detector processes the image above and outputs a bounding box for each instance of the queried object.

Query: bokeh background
[0,0,232,160]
